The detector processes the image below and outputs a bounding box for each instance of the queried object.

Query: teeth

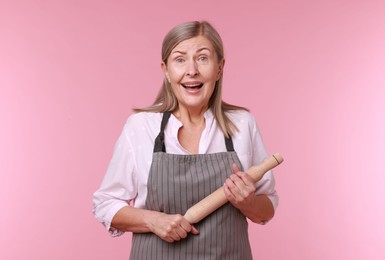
[182,83,203,88]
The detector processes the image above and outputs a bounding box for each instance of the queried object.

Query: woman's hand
[223,164,256,208]
[111,206,199,243]
[148,213,199,243]
[223,163,275,223]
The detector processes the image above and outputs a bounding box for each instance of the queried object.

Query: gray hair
[134,21,247,137]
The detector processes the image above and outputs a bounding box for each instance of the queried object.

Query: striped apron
[130,112,253,260]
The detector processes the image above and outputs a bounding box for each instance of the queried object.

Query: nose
[185,60,199,76]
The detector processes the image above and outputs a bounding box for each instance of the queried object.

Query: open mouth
[181,83,204,89]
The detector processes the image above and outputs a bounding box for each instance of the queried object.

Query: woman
[93,21,278,259]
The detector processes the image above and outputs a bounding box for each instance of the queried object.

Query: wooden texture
[183,153,284,224]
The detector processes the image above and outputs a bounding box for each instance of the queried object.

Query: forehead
[172,35,215,53]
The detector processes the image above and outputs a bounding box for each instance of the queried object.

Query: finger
[235,171,257,192]
[162,230,175,243]
[179,218,199,235]
[226,176,252,200]
[166,223,181,241]
[234,170,254,185]
[228,174,246,191]
[191,225,199,234]
[231,172,256,194]
[223,182,237,201]
[165,231,175,242]
[232,163,241,173]
[174,226,187,239]
[227,176,247,197]
[164,238,173,243]
[225,176,238,190]
[179,219,193,232]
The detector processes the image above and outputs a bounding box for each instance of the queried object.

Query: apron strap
[153,111,235,153]
[153,111,171,153]
[224,135,235,152]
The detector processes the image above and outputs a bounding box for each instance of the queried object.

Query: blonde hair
[134,21,248,137]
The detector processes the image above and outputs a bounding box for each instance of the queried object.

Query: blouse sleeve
[92,121,138,237]
[249,114,279,211]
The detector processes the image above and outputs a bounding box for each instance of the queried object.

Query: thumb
[232,163,240,173]
[191,225,199,235]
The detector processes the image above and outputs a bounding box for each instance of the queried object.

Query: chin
[180,100,209,110]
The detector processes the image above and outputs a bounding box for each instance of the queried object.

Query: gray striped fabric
[130,151,253,260]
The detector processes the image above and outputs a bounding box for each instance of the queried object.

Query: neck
[172,105,208,154]
[173,105,208,126]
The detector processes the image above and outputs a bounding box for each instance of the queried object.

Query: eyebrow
[171,47,212,56]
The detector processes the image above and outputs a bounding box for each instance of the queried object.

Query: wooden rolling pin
[183,153,284,224]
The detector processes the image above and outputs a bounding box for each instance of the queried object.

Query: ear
[217,59,225,81]
[161,62,170,83]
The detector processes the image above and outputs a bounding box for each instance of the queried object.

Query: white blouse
[93,109,278,235]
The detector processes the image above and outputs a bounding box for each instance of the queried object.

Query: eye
[198,56,208,62]
[175,57,185,63]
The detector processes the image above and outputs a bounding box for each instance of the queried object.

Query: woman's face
[162,35,224,112]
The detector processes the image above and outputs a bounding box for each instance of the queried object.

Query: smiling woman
[162,36,223,124]
[133,21,247,138]
[93,21,279,260]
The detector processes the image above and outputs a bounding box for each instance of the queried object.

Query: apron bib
[130,112,253,260]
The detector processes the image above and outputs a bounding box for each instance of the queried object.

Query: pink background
[1,0,384,259]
